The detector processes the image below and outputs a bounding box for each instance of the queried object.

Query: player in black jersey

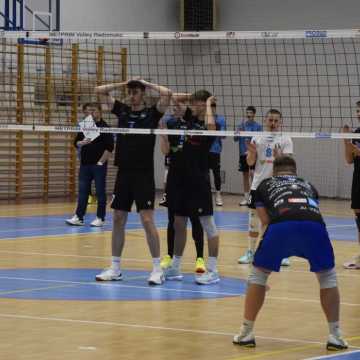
[233,155,348,351]
[343,100,360,270]
[94,79,172,285]
[161,90,220,285]
[159,104,205,273]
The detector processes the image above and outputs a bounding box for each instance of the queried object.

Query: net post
[15,43,24,203]
[69,43,79,200]
[120,47,127,98]
[96,45,104,114]
[43,45,52,200]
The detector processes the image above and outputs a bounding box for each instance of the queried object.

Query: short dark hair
[82,102,92,111]
[273,155,297,175]
[190,90,212,103]
[246,106,256,114]
[127,80,146,91]
[266,108,282,118]
[356,100,360,107]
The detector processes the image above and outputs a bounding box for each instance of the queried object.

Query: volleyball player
[233,155,348,351]
[94,79,172,285]
[162,90,221,285]
[342,100,360,270]
[234,106,262,206]
[159,104,205,273]
[238,109,293,266]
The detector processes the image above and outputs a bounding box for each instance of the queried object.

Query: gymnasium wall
[15,0,355,200]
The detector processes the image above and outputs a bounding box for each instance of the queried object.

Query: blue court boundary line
[304,350,360,359]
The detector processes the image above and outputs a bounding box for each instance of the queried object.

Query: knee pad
[355,213,360,232]
[199,216,218,239]
[249,209,259,234]
[248,266,270,286]
[317,268,338,289]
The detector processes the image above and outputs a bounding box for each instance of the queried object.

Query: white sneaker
[95,268,122,281]
[65,215,84,226]
[148,269,165,285]
[195,270,220,285]
[238,250,254,264]
[215,192,223,206]
[239,198,248,206]
[164,266,183,281]
[233,331,256,347]
[327,334,348,350]
[90,217,105,227]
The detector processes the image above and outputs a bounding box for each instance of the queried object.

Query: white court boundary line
[304,350,360,359]
[0,275,359,307]
[0,312,359,351]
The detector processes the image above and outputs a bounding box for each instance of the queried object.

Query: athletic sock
[207,256,218,272]
[152,257,161,272]
[111,256,121,271]
[329,321,341,337]
[241,319,254,335]
[172,255,182,270]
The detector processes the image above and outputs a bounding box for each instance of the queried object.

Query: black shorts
[247,189,257,209]
[238,155,255,172]
[166,170,213,217]
[351,173,360,209]
[111,170,155,212]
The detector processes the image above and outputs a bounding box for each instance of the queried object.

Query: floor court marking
[0,275,359,306]
[0,249,358,280]
[304,350,360,359]
[0,284,76,296]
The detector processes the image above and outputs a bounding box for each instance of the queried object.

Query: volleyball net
[0,29,359,200]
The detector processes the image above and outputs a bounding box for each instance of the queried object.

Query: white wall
[60,0,179,31]
[57,0,360,199]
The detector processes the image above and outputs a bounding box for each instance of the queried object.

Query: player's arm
[158,118,170,155]
[246,140,257,166]
[140,80,172,114]
[256,207,270,227]
[94,81,128,107]
[205,96,216,130]
[343,125,355,164]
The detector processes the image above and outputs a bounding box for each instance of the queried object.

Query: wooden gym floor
[0,195,359,360]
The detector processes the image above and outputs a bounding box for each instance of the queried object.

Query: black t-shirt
[111,100,163,172]
[352,128,360,174]
[74,119,114,165]
[255,175,324,224]
[167,108,215,178]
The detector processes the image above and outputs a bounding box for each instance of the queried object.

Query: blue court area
[0,268,247,301]
[305,350,360,359]
[0,209,356,242]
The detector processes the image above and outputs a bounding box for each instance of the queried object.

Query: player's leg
[95,171,132,281]
[91,163,107,226]
[67,165,91,225]
[189,215,205,273]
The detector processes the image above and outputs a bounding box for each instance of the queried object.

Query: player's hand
[247,142,257,155]
[77,139,91,147]
[273,144,282,158]
[206,96,216,106]
[158,118,167,130]
[352,144,360,157]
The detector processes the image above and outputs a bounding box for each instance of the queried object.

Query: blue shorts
[253,221,335,272]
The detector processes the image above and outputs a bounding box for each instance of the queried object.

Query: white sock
[172,255,182,270]
[241,319,254,335]
[207,256,218,272]
[249,236,257,253]
[111,256,121,271]
[244,192,249,199]
[152,257,161,272]
[329,321,341,337]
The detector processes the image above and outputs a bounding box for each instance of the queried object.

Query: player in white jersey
[238,109,293,265]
